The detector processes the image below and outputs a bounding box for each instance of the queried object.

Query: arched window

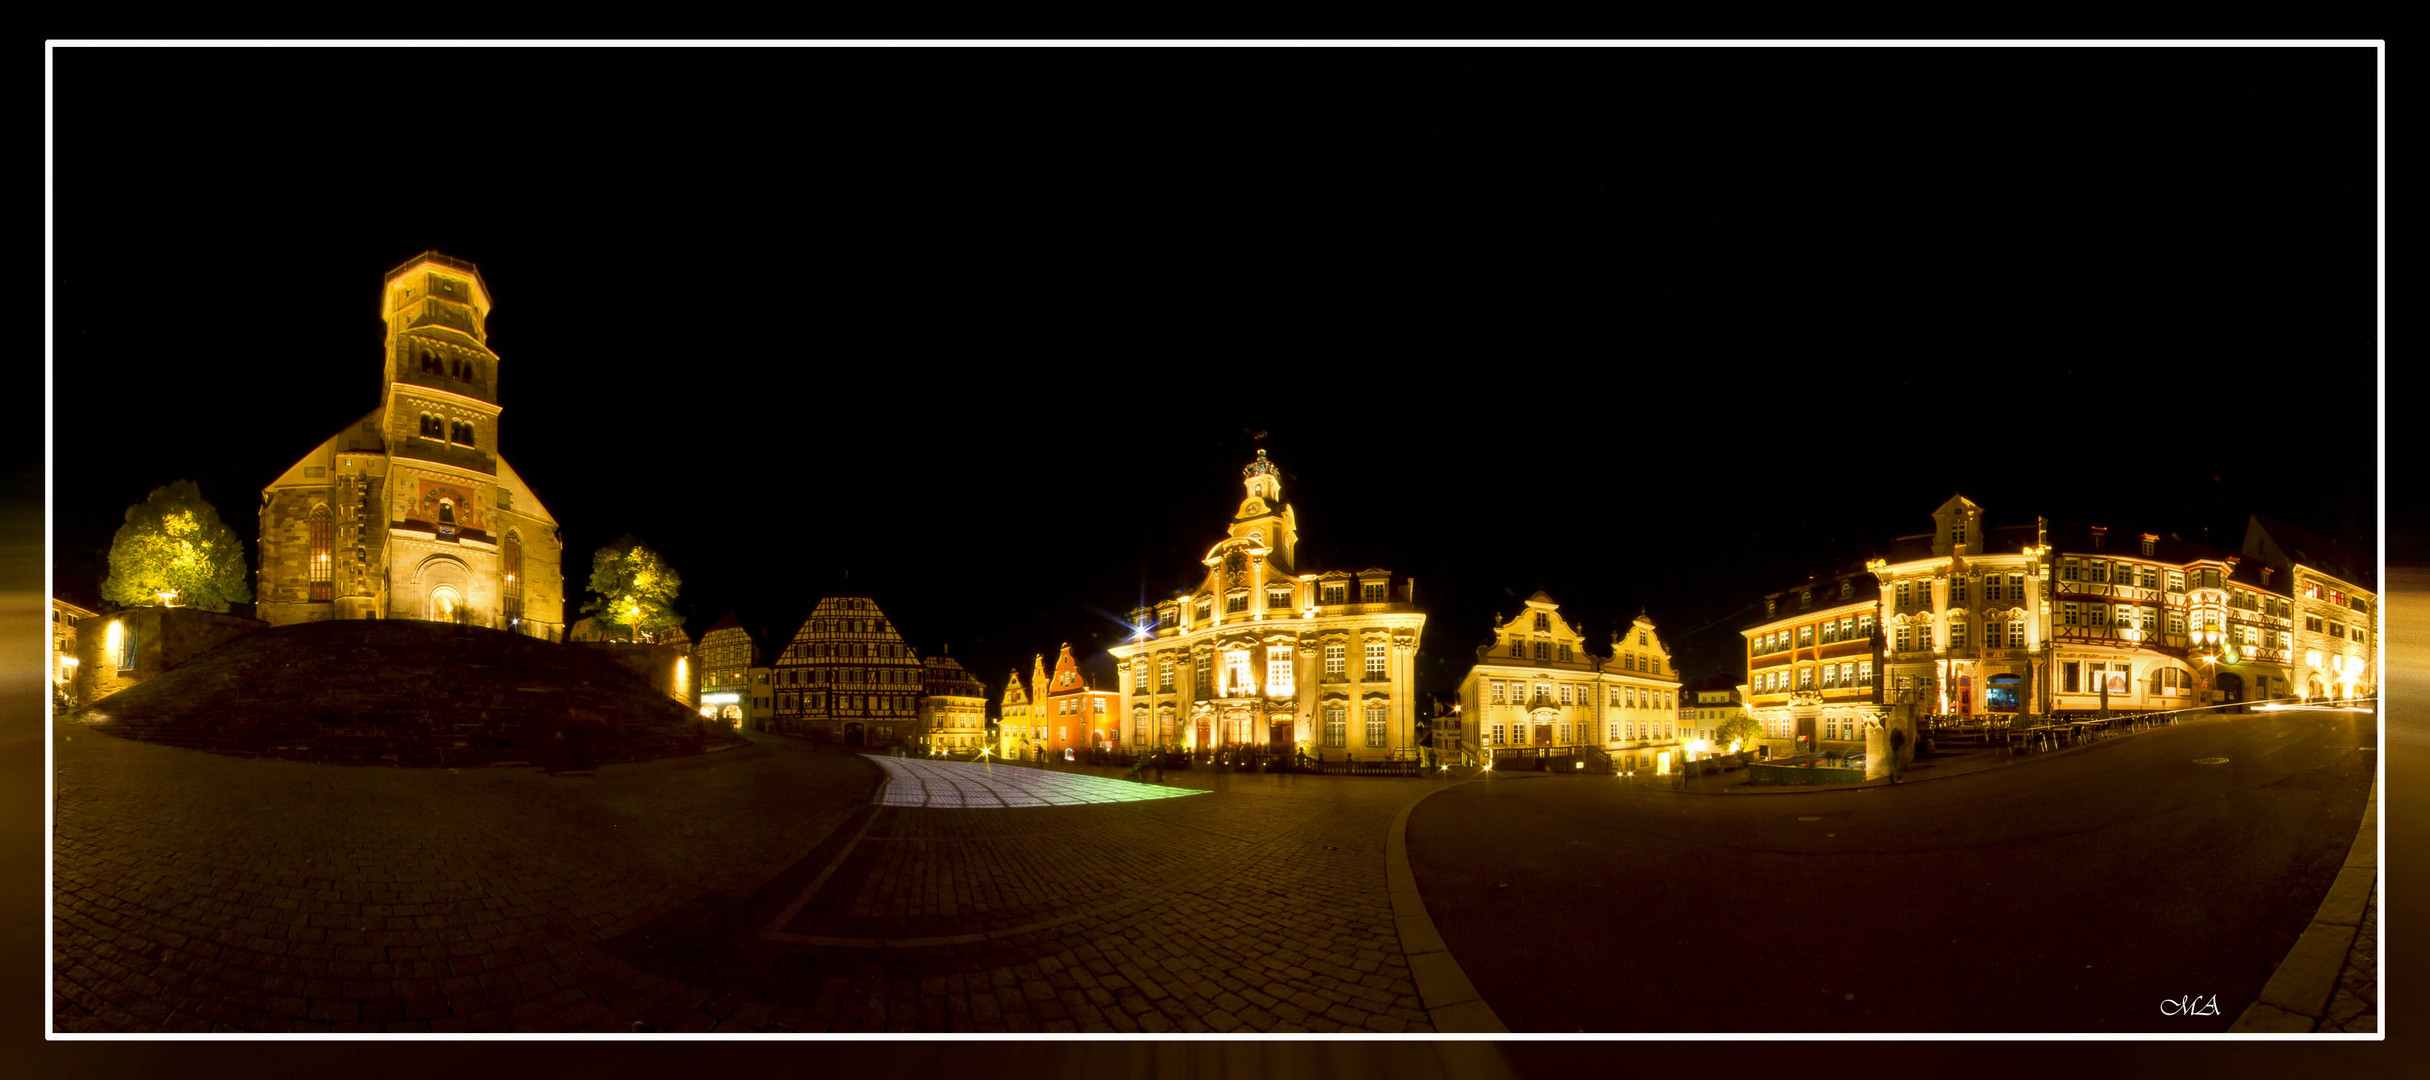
[308,505,332,601]
[502,531,523,625]
[438,499,455,527]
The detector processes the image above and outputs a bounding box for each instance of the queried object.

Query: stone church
[256,252,565,638]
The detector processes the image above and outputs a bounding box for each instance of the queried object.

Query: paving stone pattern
[2317,886,2377,1034]
[55,720,1442,1033]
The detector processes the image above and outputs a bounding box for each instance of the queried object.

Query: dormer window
[1320,583,1346,606]
[1362,582,1387,603]
[1226,592,1248,614]
[1534,612,1550,632]
[1840,581,1853,600]
[1268,586,1292,610]
[1799,591,1812,609]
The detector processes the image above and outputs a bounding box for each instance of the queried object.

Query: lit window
[1365,643,1387,678]
[1363,582,1387,603]
[1534,612,1550,632]
[308,505,333,602]
[1267,656,1294,697]
[1365,704,1387,748]
[1325,706,1347,748]
[1158,659,1174,692]
[1491,681,1505,704]
[1224,650,1252,694]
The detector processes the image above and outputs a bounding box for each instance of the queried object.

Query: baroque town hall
[255,253,565,637]
[1109,450,1427,761]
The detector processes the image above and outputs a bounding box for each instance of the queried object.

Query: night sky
[47,47,2381,702]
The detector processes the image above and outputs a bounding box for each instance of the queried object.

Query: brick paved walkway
[54,719,1449,1033]
[2318,886,2377,1033]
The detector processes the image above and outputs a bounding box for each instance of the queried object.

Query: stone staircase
[68,620,740,767]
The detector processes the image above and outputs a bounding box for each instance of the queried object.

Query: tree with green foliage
[101,480,252,612]
[1714,714,1766,754]
[581,535,682,643]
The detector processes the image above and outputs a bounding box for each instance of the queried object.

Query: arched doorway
[430,585,461,624]
[2308,675,2326,701]
[2215,671,2245,714]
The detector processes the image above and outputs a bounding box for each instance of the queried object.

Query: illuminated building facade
[53,598,96,703]
[697,613,765,728]
[770,595,921,749]
[998,667,1039,761]
[1684,684,1745,750]
[2041,523,2290,715]
[2286,568,2375,701]
[1109,451,1426,762]
[1042,645,1124,755]
[2242,515,2376,701]
[1782,496,2345,735]
[1743,569,1883,758]
[1000,647,1123,761]
[1452,594,1684,770]
[256,253,564,638]
[1867,495,2045,729]
[915,652,988,754]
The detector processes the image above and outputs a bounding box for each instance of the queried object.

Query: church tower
[381,252,501,481]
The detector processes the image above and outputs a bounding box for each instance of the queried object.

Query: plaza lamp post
[2189,623,2229,707]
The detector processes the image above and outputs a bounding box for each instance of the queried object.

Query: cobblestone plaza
[53,720,1447,1034]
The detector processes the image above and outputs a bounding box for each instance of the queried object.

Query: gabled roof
[2246,514,2373,591]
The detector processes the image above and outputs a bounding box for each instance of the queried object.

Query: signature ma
[2160,994,2220,1016]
